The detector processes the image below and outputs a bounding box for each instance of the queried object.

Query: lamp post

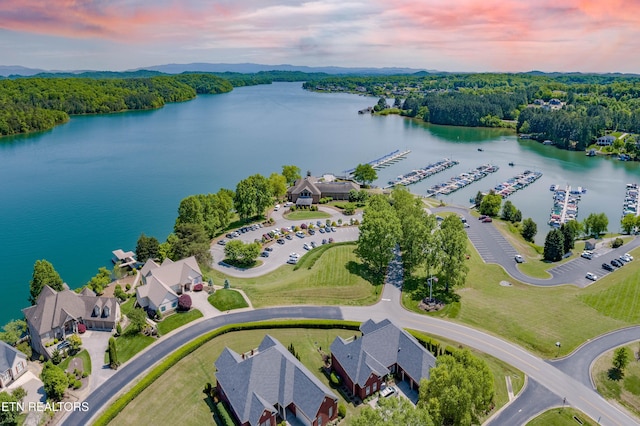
[556,341,561,357]
[427,276,438,302]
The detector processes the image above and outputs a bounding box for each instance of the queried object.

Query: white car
[289,252,300,259]
[514,255,524,263]
[623,253,634,261]
[379,386,397,398]
[581,251,593,260]
[274,204,280,211]
[286,258,298,264]
[303,243,311,251]
[586,272,597,281]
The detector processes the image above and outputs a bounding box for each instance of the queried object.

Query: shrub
[224,279,230,289]
[82,371,88,378]
[73,379,82,389]
[193,283,203,292]
[289,205,297,212]
[612,237,624,248]
[330,371,341,386]
[338,403,346,418]
[178,294,192,311]
[116,323,122,336]
[51,349,62,365]
[300,223,307,229]
[125,283,131,291]
[77,324,87,334]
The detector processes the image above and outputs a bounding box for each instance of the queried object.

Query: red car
[481,217,493,223]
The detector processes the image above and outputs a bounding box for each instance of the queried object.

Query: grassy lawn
[157,309,203,336]
[284,210,331,220]
[526,407,598,426]
[59,349,92,374]
[208,289,249,311]
[593,343,640,418]
[109,329,156,364]
[402,240,631,357]
[109,328,523,426]
[119,298,135,316]
[206,244,380,307]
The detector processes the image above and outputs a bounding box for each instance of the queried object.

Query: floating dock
[426,164,499,197]
[622,183,639,217]
[386,158,458,188]
[344,149,411,177]
[548,185,585,227]
[490,170,543,198]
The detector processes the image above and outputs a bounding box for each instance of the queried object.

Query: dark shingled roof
[0,341,26,374]
[215,335,337,426]
[330,318,436,387]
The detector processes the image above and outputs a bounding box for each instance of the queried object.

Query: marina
[386,158,458,187]
[487,170,543,199]
[344,149,411,177]
[622,183,639,217]
[426,164,499,196]
[548,185,585,227]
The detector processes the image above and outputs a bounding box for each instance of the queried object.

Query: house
[596,135,616,146]
[330,318,436,400]
[22,286,120,358]
[286,176,360,205]
[215,335,338,426]
[0,341,28,389]
[135,256,202,315]
[111,249,137,268]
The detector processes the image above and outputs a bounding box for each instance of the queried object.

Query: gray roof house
[22,285,120,358]
[287,176,359,205]
[330,318,436,399]
[0,341,28,389]
[215,335,338,426]
[136,256,202,315]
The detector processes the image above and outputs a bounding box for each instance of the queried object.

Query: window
[16,362,24,374]
[373,382,377,392]
[172,302,177,308]
[161,306,166,312]
[1,370,10,383]
[329,406,333,418]
[365,386,370,395]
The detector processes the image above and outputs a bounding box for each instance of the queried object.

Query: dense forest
[0,74,233,136]
[304,73,640,151]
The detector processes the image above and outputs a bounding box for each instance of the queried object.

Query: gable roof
[137,256,201,308]
[330,318,436,387]
[22,286,119,336]
[0,341,27,373]
[315,181,360,194]
[287,177,322,197]
[215,335,337,426]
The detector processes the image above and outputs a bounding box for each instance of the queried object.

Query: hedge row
[214,401,235,426]
[92,319,361,425]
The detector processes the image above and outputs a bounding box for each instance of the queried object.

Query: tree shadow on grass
[345,261,384,286]
[402,273,460,305]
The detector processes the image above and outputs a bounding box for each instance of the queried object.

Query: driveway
[80,330,116,393]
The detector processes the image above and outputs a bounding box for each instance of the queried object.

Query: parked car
[226,233,233,239]
[287,258,298,264]
[274,204,280,211]
[331,227,337,232]
[325,226,332,232]
[310,241,317,248]
[322,239,327,245]
[265,246,273,252]
[277,238,285,245]
[585,272,597,281]
[379,386,397,398]
[624,253,634,261]
[286,234,293,240]
[289,252,300,259]
[514,254,524,263]
[217,239,227,246]
[581,251,593,260]
[303,243,311,250]
[620,254,632,263]
[193,283,203,292]
[319,228,326,233]
[611,259,622,268]
[260,251,269,258]
[317,221,323,227]
[478,215,488,220]
[602,263,614,272]
[481,217,493,223]
[308,229,316,235]
[328,238,334,243]
[464,222,470,228]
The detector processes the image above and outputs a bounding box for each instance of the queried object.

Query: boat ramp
[548,185,585,227]
[386,158,458,188]
[622,183,639,217]
[426,164,499,197]
[488,170,543,199]
[344,149,411,177]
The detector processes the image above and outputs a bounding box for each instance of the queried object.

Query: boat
[477,148,484,152]
[508,162,515,166]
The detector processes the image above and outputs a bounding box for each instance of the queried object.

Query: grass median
[593,343,640,419]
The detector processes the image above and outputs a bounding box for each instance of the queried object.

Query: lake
[1,82,638,325]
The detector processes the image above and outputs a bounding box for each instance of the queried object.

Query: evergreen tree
[543,229,564,261]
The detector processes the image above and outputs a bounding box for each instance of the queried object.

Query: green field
[109,327,523,426]
[157,309,203,336]
[111,330,156,364]
[593,343,640,419]
[284,210,331,220]
[402,241,636,357]
[526,407,598,426]
[208,289,249,310]
[206,244,380,307]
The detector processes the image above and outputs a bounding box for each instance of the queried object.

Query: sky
[1,0,640,73]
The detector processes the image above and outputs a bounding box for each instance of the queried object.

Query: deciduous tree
[29,260,64,305]
[521,218,537,242]
[438,215,469,292]
[478,191,502,216]
[501,200,517,222]
[136,233,160,263]
[0,320,26,345]
[583,212,609,238]
[40,361,68,401]
[613,347,630,376]
[355,195,401,274]
[127,308,147,333]
[351,394,433,426]
[352,164,377,187]
[268,172,287,199]
[621,213,637,234]
[282,165,301,186]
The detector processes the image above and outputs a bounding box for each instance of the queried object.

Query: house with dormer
[286,176,359,206]
[330,318,436,400]
[22,286,120,358]
[0,341,28,389]
[215,335,338,426]
[135,256,202,315]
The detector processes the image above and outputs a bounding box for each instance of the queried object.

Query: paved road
[435,205,640,287]
[486,378,563,426]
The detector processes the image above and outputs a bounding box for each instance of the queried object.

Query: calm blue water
[0,82,638,325]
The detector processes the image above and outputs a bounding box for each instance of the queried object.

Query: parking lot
[210,207,362,277]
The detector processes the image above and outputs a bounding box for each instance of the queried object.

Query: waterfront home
[596,135,616,146]
[215,335,338,426]
[287,176,359,205]
[330,318,436,400]
[0,341,27,389]
[135,256,202,315]
[22,286,120,358]
[111,249,137,268]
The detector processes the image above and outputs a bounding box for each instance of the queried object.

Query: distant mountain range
[0,63,430,77]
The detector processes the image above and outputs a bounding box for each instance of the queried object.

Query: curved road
[63,257,640,426]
